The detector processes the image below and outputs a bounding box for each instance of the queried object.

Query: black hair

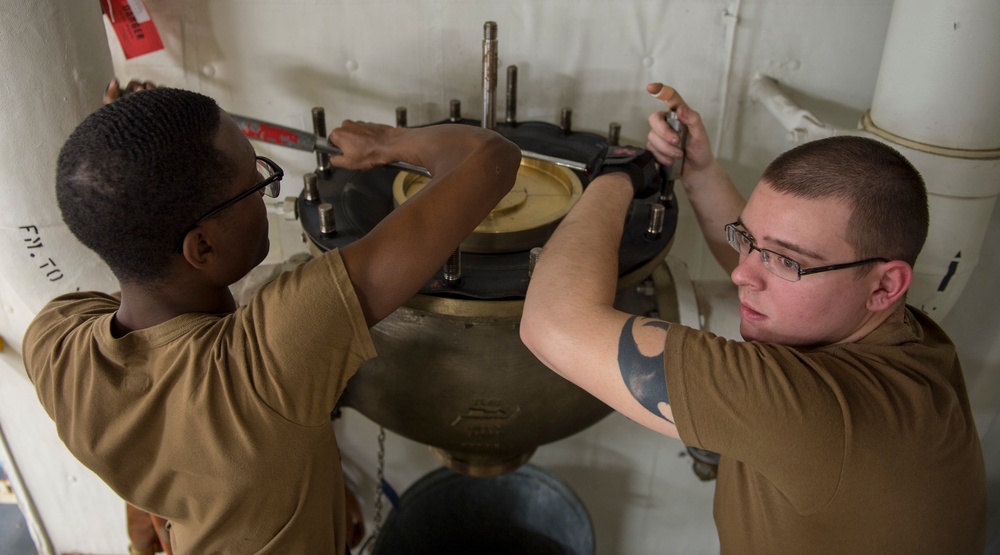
[56,88,235,283]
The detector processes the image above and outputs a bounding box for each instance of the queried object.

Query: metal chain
[366,426,387,553]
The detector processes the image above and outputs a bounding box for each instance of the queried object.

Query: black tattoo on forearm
[618,315,673,423]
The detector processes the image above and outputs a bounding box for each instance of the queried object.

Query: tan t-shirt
[665,307,986,554]
[24,250,376,554]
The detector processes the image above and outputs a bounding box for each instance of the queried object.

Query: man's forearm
[338,122,520,326]
[521,174,681,441]
[681,160,745,273]
[525,174,633,324]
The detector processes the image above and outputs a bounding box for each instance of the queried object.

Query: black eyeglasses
[725,221,888,282]
[175,156,283,253]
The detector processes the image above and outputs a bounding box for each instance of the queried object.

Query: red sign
[101,0,164,59]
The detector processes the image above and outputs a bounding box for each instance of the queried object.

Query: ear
[866,260,912,312]
[180,227,218,270]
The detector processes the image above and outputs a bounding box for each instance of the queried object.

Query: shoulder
[833,306,959,375]
[24,292,118,347]
[22,292,119,408]
[902,305,955,348]
[243,250,369,334]
[253,250,353,300]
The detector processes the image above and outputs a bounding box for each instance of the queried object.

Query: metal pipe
[302,173,319,202]
[318,203,336,235]
[444,248,462,285]
[481,21,498,130]
[505,65,518,124]
[312,107,331,177]
[560,108,572,134]
[608,122,621,146]
[528,247,542,278]
[645,203,665,240]
[520,150,588,173]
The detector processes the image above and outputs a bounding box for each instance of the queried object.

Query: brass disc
[392,158,583,253]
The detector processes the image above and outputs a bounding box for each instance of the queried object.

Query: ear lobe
[867,261,912,311]
[181,228,217,270]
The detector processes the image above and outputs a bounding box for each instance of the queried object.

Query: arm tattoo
[618,315,673,423]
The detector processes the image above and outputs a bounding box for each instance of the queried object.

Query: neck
[114,279,237,333]
[841,302,907,344]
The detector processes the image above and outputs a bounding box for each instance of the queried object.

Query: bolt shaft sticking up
[312,107,331,177]
[481,21,498,130]
[444,248,462,286]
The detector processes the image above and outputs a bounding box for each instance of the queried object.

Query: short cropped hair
[761,135,928,268]
[56,88,235,283]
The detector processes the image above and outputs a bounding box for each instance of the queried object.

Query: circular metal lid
[392,158,583,253]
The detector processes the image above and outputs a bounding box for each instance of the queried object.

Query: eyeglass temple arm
[798,258,890,275]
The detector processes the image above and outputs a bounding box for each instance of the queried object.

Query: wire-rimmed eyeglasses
[175,156,283,253]
[724,221,888,282]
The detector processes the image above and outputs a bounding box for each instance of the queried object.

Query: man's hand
[645,83,715,180]
[103,78,156,105]
[345,486,365,549]
[336,122,519,326]
[327,120,404,172]
[644,82,745,273]
[126,503,171,554]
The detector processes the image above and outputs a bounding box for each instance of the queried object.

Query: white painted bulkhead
[0,1,997,553]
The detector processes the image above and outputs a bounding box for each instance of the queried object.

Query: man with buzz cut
[520,83,987,553]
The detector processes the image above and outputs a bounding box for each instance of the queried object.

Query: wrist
[588,172,634,202]
[679,159,725,194]
[594,146,660,198]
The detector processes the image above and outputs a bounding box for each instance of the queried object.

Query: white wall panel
[1,1,996,552]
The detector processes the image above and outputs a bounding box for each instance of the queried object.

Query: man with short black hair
[520,83,987,553]
[24,86,520,553]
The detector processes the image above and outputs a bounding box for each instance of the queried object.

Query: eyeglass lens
[256,158,280,198]
[726,224,801,281]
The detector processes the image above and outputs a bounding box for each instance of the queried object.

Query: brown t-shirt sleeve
[23,292,121,426]
[227,250,376,426]
[664,325,846,511]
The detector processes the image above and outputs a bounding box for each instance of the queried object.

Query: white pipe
[748,0,1000,321]
[748,74,844,143]
[870,0,1000,152]
[866,0,1000,320]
